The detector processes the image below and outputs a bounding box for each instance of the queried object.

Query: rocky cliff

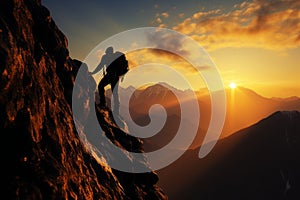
[0,0,167,199]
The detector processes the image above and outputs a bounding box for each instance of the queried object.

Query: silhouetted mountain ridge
[158,110,300,199]
[110,83,300,151]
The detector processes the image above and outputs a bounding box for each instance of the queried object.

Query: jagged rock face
[0,0,167,199]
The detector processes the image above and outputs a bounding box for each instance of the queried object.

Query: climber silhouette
[90,46,128,114]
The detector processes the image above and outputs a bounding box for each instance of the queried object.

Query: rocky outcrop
[0,0,167,199]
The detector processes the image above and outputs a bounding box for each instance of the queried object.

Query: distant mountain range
[157,111,300,200]
[105,83,300,150]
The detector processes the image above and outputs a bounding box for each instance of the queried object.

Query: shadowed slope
[158,111,300,199]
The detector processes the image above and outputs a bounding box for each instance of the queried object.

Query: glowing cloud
[173,0,300,51]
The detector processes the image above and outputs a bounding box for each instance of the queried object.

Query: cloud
[151,12,170,27]
[196,65,212,71]
[178,13,185,18]
[155,17,162,24]
[124,48,208,90]
[161,12,169,18]
[173,0,300,51]
[146,29,189,57]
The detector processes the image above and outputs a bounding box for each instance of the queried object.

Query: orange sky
[158,1,299,97]
[44,0,300,98]
[141,0,300,98]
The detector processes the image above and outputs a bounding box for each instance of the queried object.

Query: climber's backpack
[106,51,129,76]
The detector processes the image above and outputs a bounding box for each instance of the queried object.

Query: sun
[229,82,237,89]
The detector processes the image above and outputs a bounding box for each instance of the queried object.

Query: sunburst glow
[229,82,237,89]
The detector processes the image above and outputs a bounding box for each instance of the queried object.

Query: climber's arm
[90,56,106,75]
